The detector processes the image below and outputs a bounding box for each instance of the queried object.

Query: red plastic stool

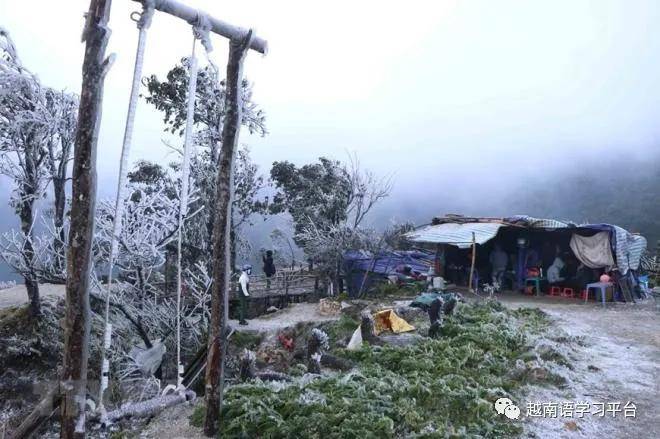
[549,286,562,296]
[561,288,575,298]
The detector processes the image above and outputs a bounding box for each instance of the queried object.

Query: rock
[266,306,279,314]
[319,298,341,316]
[395,305,425,321]
[380,333,424,347]
[564,421,579,431]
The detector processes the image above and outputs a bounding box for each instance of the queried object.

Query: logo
[495,397,521,420]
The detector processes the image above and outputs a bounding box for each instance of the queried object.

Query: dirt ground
[494,291,660,439]
[138,401,205,439]
[228,302,340,332]
[0,283,65,309]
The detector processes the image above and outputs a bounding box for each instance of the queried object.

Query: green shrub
[199,301,555,438]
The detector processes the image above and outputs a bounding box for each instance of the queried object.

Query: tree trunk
[19,188,40,316]
[53,176,67,272]
[230,218,237,271]
[60,1,112,438]
[203,31,253,438]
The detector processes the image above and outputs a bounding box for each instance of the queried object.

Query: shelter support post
[468,232,476,292]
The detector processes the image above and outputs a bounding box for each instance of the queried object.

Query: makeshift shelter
[342,249,434,297]
[404,214,648,302]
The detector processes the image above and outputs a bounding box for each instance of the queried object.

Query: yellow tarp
[373,309,415,335]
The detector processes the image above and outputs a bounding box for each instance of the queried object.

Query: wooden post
[468,232,476,292]
[203,31,253,437]
[60,1,113,437]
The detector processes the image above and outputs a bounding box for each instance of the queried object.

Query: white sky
[1,0,660,214]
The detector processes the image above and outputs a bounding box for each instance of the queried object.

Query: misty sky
[1,0,660,229]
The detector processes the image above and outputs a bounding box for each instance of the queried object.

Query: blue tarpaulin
[343,250,435,297]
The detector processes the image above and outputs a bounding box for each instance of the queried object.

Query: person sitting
[547,256,565,285]
[526,247,540,269]
[566,263,594,292]
[489,244,508,286]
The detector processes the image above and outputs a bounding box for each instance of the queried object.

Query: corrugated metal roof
[405,222,503,248]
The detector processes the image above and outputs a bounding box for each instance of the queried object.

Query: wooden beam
[133,0,267,54]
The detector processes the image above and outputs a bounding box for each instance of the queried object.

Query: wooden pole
[468,232,476,292]
[60,1,113,437]
[132,0,267,54]
[203,31,254,437]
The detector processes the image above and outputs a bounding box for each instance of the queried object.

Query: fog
[1,0,660,280]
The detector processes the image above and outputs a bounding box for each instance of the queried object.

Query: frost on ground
[0,283,65,309]
[2,290,657,438]
[500,296,660,439]
[184,301,565,438]
[228,302,341,332]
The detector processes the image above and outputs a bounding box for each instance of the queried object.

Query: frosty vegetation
[0,25,408,434]
[0,27,78,316]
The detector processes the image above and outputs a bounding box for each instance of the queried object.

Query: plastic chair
[549,286,562,296]
[585,282,612,306]
[525,277,543,297]
[561,287,575,298]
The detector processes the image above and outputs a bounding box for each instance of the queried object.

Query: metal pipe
[133,0,268,54]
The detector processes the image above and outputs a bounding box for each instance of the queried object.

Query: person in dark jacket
[262,250,276,289]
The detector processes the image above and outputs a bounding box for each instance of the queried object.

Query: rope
[175,25,206,389]
[192,12,213,53]
[98,2,154,421]
[173,13,220,391]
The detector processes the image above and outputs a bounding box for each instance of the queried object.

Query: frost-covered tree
[382,221,416,251]
[270,157,352,245]
[269,227,298,270]
[94,181,209,381]
[127,145,269,272]
[95,184,181,299]
[0,34,50,315]
[44,89,77,270]
[0,28,78,315]
[271,156,392,292]
[143,59,268,269]
[142,58,266,142]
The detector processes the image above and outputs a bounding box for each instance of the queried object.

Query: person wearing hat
[238,264,252,325]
